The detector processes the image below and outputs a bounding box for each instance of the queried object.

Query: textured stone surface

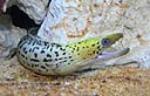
[16,0,49,24]
[38,0,129,43]
[38,0,150,68]
[0,15,26,58]
[0,67,149,96]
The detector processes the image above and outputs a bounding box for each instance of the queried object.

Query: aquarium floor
[0,57,150,96]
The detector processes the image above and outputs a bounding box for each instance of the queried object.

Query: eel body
[17,33,127,75]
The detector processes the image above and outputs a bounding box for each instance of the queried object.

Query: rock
[16,0,50,24]
[1,0,50,24]
[37,0,150,68]
[38,0,129,44]
[0,14,26,58]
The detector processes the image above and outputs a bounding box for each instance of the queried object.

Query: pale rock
[37,0,150,68]
[0,15,26,58]
[16,0,49,24]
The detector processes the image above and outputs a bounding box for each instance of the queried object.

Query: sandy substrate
[0,58,149,96]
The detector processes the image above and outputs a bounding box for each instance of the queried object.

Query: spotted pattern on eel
[17,33,123,75]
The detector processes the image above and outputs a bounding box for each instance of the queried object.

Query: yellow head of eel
[66,33,127,61]
[56,33,129,75]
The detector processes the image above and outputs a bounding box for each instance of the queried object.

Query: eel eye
[101,38,111,47]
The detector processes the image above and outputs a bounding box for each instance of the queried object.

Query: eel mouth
[97,48,130,61]
[75,48,130,74]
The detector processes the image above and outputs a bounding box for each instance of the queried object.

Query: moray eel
[16,33,129,75]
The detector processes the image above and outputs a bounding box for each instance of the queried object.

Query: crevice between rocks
[6,5,40,30]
